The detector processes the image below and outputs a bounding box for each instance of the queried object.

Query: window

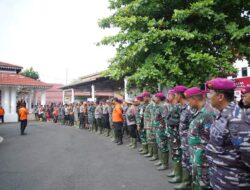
[242,67,248,77]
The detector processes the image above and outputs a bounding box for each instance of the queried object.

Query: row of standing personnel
[19,77,250,190]
[122,78,250,190]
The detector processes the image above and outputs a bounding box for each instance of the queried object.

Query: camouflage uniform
[164,103,172,137]
[144,102,158,158]
[122,105,129,136]
[144,102,156,144]
[136,103,147,145]
[87,105,96,131]
[108,105,113,128]
[179,104,195,172]
[153,103,168,153]
[126,104,138,146]
[167,104,182,162]
[188,103,216,189]
[241,107,250,168]
[109,105,117,141]
[206,102,250,190]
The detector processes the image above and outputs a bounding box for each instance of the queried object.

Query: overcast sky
[0,0,117,84]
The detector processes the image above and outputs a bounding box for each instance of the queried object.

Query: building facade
[61,72,124,104]
[36,83,63,105]
[0,61,50,122]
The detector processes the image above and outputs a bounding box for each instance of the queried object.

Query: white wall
[0,86,18,122]
[234,59,250,78]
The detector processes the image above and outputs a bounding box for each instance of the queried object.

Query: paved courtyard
[0,122,174,190]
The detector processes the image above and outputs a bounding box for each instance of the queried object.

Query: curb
[0,136,3,144]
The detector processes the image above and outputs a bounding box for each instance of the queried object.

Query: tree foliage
[99,0,250,91]
[20,67,40,80]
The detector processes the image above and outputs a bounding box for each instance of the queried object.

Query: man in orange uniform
[112,98,124,145]
[0,105,5,123]
[19,103,29,135]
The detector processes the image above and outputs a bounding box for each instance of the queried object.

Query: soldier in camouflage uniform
[152,93,169,171]
[125,98,138,149]
[174,88,197,189]
[135,95,148,154]
[102,100,110,136]
[206,78,250,190]
[110,100,117,142]
[143,92,158,161]
[87,102,96,132]
[165,89,176,152]
[241,86,250,168]
[180,87,215,190]
[168,86,187,184]
[122,102,130,138]
[107,100,114,138]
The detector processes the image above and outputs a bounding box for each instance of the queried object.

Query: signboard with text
[231,77,250,101]
[232,77,250,89]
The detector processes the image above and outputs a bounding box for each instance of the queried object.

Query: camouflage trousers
[139,128,147,145]
[209,164,250,190]
[180,131,191,172]
[146,128,156,144]
[190,147,210,189]
[156,128,169,153]
[168,125,182,162]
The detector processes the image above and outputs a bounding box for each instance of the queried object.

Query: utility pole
[124,77,128,100]
[66,68,68,85]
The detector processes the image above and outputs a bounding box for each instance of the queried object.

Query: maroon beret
[184,87,205,98]
[241,86,250,94]
[174,85,188,93]
[154,92,166,99]
[206,78,236,90]
[168,89,176,95]
[136,95,143,101]
[142,91,150,97]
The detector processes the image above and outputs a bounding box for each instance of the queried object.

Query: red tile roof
[0,61,23,71]
[46,83,64,92]
[0,73,51,88]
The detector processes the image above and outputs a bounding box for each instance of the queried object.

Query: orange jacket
[19,107,29,120]
[0,108,5,116]
[112,103,123,122]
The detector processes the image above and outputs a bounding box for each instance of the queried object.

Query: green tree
[20,67,40,80]
[99,0,250,92]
